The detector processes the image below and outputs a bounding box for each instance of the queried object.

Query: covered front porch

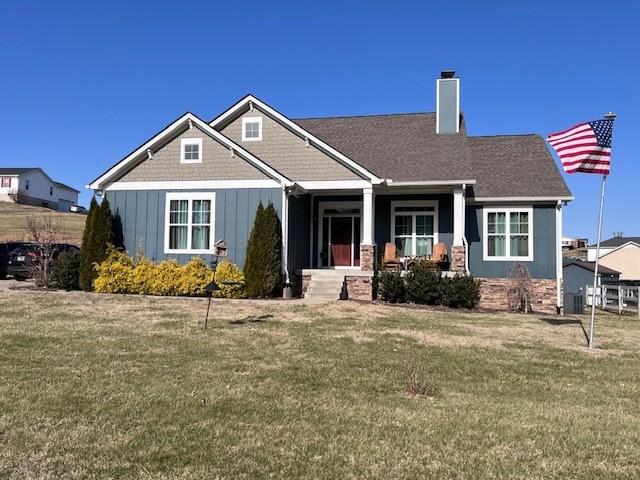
[284,182,469,299]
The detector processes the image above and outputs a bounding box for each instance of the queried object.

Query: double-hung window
[483,207,533,261]
[242,117,262,141]
[391,201,438,257]
[1,177,10,188]
[165,192,215,254]
[180,138,203,164]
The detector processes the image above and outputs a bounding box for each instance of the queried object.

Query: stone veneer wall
[478,278,558,314]
[345,276,374,301]
[451,245,466,272]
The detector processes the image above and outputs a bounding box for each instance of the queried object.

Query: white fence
[586,285,640,316]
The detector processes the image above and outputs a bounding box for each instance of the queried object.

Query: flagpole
[588,112,616,349]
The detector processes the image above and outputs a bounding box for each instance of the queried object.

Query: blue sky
[0,1,637,241]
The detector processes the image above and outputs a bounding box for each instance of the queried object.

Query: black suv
[0,242,33,280]
[7,243,79,281]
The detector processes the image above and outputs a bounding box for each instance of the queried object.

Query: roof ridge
[294,111,436,121]
[469,133,541,139]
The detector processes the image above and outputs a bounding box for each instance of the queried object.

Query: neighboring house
[562,237,588,250]
[88,71,572,313]
[587,236,640,281]
[562,259,620,314]
[0,168,79,212]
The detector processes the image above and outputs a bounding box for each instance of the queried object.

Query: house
[88,71,572,313]
[587,236,640,281]
[0,168,79,212]
[562,259,620,314]
[562,237,588,250]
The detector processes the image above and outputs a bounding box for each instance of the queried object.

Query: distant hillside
[0,203,86,245]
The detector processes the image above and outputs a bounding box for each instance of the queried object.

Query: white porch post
[362,187,373,245]
[453,189,464,247]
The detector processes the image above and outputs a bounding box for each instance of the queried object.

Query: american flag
[547,119,614,174]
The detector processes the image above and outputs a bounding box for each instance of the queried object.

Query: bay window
[391,201,438,257]
[483,207,533,261]
[164,192,215,254]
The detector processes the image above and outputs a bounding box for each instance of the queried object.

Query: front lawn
[0,292,638,479]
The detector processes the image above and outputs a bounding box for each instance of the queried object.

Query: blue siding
[107,188,282,268]
[564,264,618,295]
[287,194,311,273]
[466,204,557,279]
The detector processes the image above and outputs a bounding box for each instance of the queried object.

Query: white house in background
[587,236,640,281]
[0,168,79,212]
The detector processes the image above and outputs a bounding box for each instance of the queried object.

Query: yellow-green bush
[93,249,243,298]
[213,260,245,298]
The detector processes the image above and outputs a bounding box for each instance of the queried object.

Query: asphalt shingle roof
[563,259,620,276]
[295,113,571,198]
[597,236,640,248]
[0,167,37,175]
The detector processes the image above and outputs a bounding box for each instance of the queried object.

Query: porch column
[451,188,466,272]
[360,187,375,271]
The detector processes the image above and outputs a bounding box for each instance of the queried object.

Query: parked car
[0,242,32,279]
[7,243,80,281]
[69,205,87,214]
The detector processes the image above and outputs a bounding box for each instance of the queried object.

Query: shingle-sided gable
[218,108,365,182]
[116,125,272,183]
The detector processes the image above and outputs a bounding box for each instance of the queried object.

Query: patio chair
[432,242,448,263]
[382,242,401,271]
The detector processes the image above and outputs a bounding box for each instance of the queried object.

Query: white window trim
[242,116,262,142]
[180,138,203,164]
[483,206,534,261]
[390,200,439,258]
[164,192,216,254]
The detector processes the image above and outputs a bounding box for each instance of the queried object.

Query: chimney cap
[440,70,456,79]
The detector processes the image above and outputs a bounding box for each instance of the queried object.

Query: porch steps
[302,269,364,302]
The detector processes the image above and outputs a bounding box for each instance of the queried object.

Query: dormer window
[180,138,202,164]
[242,117,262,141]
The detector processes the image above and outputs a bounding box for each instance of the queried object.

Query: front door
[330,217,352,267]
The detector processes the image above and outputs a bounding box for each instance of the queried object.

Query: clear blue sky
[1,1,637,241]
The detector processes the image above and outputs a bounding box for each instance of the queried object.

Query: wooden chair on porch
[381,242,401,271]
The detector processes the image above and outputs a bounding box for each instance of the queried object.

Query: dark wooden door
[330,217,352,266]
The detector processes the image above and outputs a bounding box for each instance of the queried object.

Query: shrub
[441,274,481,309]
[406,263,441,305]
[379,271,405,303]
[80,196,114,291]
[214,260,245,298]
[93,250,241,298]
[244,202,282,297]
[49,248,81,290]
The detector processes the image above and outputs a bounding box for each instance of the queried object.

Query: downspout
[281,185,291,285]
[462,183,470,274]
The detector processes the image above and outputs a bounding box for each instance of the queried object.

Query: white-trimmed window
[391,201,438,257]
[242,117,262,141]
[164,192,215,254]
[483,207,533,261]
[1,177,10,188]
[180,138,203,164]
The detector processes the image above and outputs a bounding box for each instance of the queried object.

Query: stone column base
[360,244,376,271]
[451,245,466,272]
[345,275,374,301]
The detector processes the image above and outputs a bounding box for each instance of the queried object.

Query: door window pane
[394,215,412,236]
[416,215,434,236]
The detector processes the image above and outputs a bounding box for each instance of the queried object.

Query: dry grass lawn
[0,291,639,479]
[0,203,86,244]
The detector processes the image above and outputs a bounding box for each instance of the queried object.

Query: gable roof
[88,112,292,190]
[591,236,640,248]
[210,95,382,183]
[468,135,572,199]
[563,259,620,275]
[295,112,476,184]
[54,181,80,193]
[0,167,38,175]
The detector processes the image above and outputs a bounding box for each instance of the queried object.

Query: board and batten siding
[107,188,282,268]
[466,204,557,279]
[287,194,311,273]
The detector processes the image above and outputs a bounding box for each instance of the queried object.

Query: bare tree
[7,189,20,203]
[507,262,533,313]
[25,215,63,288]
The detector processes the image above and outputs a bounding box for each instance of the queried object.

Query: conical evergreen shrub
[79,196,115,291]
[244,202,282,297]
[79,197,98,291]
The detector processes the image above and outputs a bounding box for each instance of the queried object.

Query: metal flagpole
[588,112,616,349]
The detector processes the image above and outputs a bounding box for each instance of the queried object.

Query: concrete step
[304,292,341,301]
